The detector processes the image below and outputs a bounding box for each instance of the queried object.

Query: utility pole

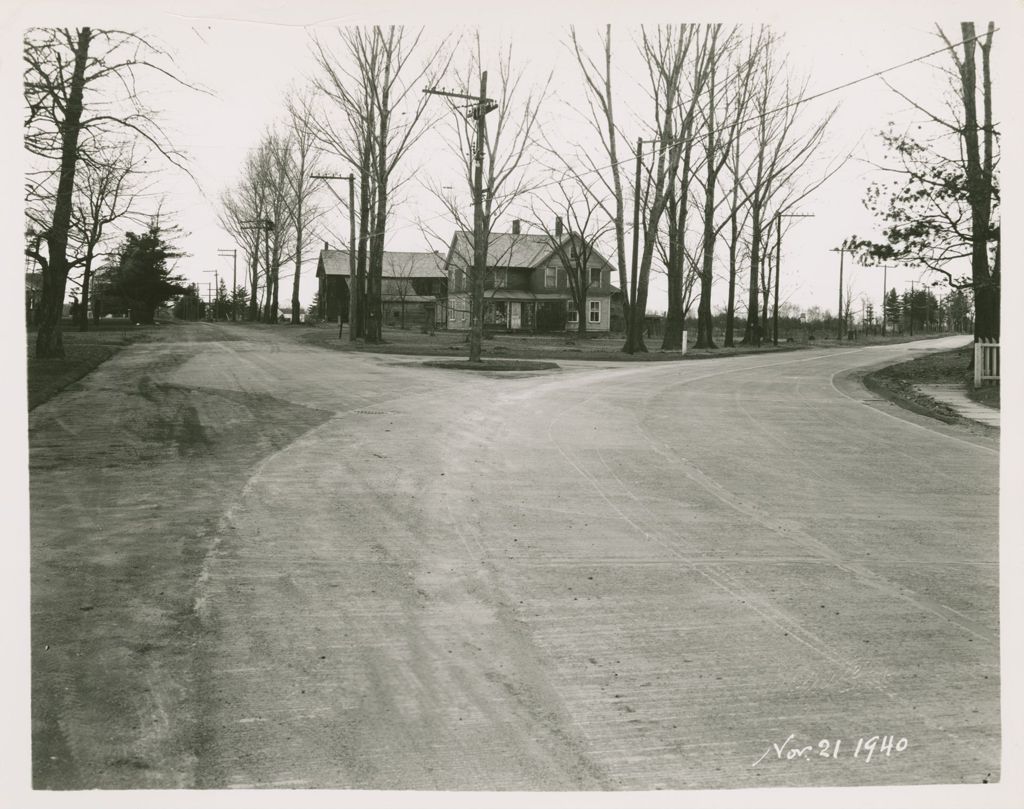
[424,75,498,363]
[204,269,219,320]
[772,212,814,345]
[881,264,888,335]
[909,280,916,337]
[313,173,359,339]
[830,244,850,341]
[218,248,238,321]
[348,174,355,338]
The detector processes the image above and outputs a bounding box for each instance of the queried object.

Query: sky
[3,0,1018,321]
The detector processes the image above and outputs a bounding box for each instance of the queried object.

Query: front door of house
[509,301,521,330]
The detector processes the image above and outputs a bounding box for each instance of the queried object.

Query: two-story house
[443,220,617,333]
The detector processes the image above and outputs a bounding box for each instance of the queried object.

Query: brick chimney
[555,216,563,237]
[512,219,521,235]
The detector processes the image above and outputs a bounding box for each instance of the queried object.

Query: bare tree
[312,26,452,342]
[658,29,713,351]
[71,145,151,330]
[739,33,834,347]
[689,26,761,349]
[219,139,274,321]
[568,26,630,338]
[284,91,326,325]
[262,130,299,323]
[621,26,702,353]
[388,255,417,330]
[23,27,200,357]
[529,185,614,337]
[568,25,703,353]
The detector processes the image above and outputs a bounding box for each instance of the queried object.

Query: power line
[488,26,998,205]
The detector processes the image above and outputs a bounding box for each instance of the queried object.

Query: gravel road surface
[29,326,999,790]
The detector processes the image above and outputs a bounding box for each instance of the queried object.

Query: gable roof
[447,231,553,269]
[317,249,445,279]
[445,230,616,272]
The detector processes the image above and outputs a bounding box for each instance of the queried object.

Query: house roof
[448,231,554,268]
[318,249,445,279]
[446,230,616,272]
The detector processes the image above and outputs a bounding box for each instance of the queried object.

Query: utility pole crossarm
[423,86,498,116]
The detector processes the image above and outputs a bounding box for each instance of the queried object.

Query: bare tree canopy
[311,25,453,342]
[24,26,202,357]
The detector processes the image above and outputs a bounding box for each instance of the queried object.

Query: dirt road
[29,326,999,790]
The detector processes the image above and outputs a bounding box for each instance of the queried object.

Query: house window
[567,300,578,323]
[589,300,601,324]
[544,266,557,288]
[590,267,601,286]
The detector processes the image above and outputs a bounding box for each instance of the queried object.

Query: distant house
[443,220,617,333]
[315,248,448,328]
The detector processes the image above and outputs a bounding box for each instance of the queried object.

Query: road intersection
[29,327,999,790]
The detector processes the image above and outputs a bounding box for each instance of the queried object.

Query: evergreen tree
[883,288,901,332]
[172,283,205,321]
[94,220,188,324]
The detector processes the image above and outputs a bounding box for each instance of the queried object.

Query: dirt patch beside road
[30,337,333,788]
[863,344,999,429]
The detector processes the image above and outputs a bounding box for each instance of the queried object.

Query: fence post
[974,340,983,387]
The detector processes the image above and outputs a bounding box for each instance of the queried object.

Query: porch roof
[483,290,567,301]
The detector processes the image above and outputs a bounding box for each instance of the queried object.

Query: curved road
[30,327,999,790]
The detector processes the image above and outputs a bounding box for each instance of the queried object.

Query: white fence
[974,339,1000,386]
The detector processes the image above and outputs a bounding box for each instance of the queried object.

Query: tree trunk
[724,216,738,347]
[36,28,91,359]
[760,246,770,331]
[291,221,302,324]
[742,203,762,346]
[662,188,682,350]
[724,137,741,348]
[271,259,280,322]
[247,236,260,321]
[662,129,693,351]
[695,144,718,349]
[354,155,371,340]
[958,22,998,340]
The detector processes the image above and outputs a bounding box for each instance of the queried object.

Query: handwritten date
[753,733,909,766]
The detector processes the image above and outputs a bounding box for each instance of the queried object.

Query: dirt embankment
[30,339,332,788]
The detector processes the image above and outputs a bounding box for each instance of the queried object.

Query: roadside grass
[26,320,161,410]
[863,343,999,424]
[296,322,809,362]
[808,330,959,348]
